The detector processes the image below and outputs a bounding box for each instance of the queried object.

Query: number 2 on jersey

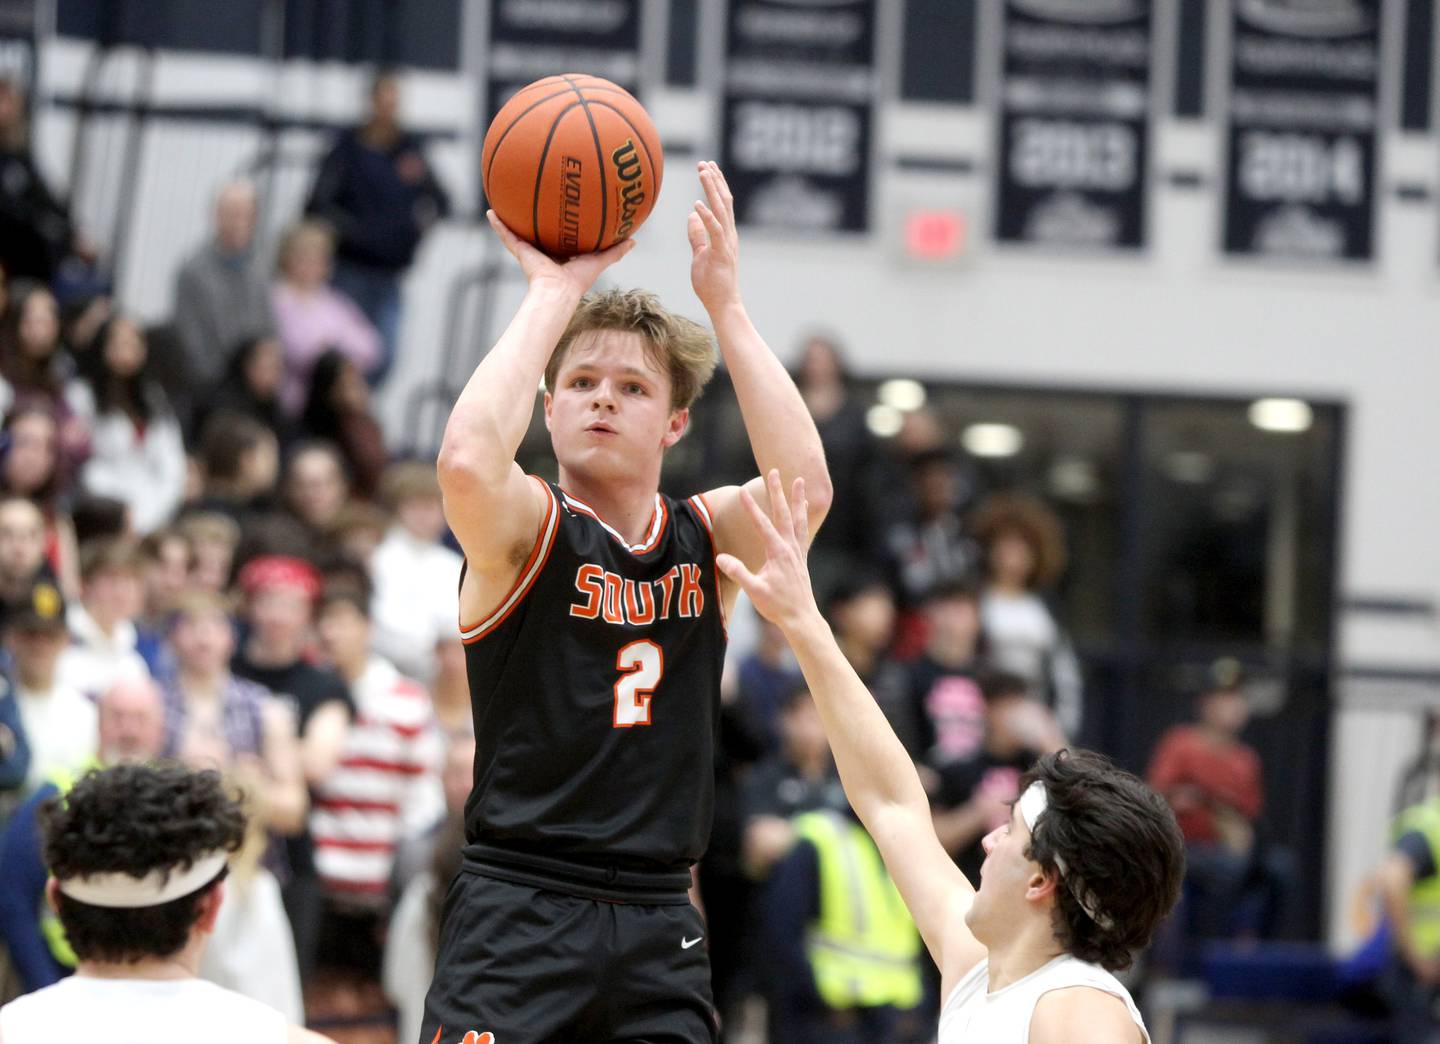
[613,639,664,727]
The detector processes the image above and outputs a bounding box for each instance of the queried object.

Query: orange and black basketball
[482,74,664,257]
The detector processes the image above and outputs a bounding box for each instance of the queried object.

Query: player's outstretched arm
[439,213,634,577]
[687,162,832,597]
[717,471,984,978]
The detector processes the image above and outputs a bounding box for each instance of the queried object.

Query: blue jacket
[306,128,450,270]
[0,678,30,792]
[0,781,67,990]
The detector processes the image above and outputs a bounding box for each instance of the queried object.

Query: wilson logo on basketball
[611,139,646,239]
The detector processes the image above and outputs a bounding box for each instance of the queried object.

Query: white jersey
[0,975,287,1044]
[939,954,1149,1043]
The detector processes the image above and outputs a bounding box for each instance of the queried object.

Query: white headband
[1016,781,1115,931]
[56,851,229,909]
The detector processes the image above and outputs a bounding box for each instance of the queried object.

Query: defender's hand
[715,470,815,632]
[688,161,741,313]
[487,209,634,298]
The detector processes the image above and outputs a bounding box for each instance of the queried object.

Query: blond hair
[276,218,335,277]
[546,289,717,411]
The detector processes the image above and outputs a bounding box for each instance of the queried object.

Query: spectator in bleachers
[971,493,1084,737]
[193,412,280,528]
[385,730,472,1044]
[734,615,801,753]
[271,220,381,416]
[0,675,167,992]
[0,77,76,284]
[309,561,442,985]
[230,554,354,982]
[889,580,989,769]
[741,682,848,882]
[0,496,55,634]
[162,590,306,836]
[56,539,150,700]
[73,315,186,534]
[176,511,241,597]
[306,69,451,385]
[826,573,898,687]
[195,335,292,447]
[1380,792,1440,1042]
[760,798,923,1044]
[299,350,387,499]
[1148,659,1292,940]
[2,402,81,598]
[172,180,276,390]
[134,527,188,676]
[324,499,389,565]
[930,672,1067,885]
[369,461,460,682]
[282,441,352,547]
[792,334,882,595]
[4,577,94,792]
[884,449,978,639]
[0,283,90,464]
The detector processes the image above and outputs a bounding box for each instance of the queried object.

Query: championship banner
[0,0,37,94]
[993,0,1154,251]
[1222,0,1381,262]
[719,0,877,234]
[485,0,643,123]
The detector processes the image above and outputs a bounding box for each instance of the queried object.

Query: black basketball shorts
[419,870,718,1044]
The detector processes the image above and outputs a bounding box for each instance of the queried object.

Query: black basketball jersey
[460,477,727,876]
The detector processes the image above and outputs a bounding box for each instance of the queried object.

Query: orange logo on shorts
[430,1028,495,1044]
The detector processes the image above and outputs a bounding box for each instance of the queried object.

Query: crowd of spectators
[0,63,1353,1044]
[0,68,474,1033]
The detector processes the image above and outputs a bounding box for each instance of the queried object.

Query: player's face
[965,804,1046,945]
[544,330,687,482]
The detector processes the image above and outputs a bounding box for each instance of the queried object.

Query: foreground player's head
[966,750,1184,971]
[544,289,717,479]
[40,763,246,965]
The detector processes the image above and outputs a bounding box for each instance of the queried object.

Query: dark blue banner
[993,0,1155,251]
[719,0,878,234]
[1222,0,1381,263]
[485,0,643,122]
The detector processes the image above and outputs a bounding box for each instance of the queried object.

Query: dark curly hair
[1021,750,1184,971]
[970,493,1068,590]
[39,763,247,963]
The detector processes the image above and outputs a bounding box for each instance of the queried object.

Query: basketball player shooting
[423,162,831,1042]
[718,472,1186,1043]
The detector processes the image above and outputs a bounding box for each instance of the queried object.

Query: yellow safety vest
[1392,798,1440,959]
[792,811,922,1010]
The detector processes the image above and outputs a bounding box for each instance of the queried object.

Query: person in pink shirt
[271,220,380,416]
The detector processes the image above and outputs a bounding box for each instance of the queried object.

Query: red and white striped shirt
[311,657,444,902]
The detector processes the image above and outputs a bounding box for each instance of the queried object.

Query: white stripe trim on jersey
[688,493,727,632]
[562,492,665,553]
[460,480,559,641]
[688,493,713,531]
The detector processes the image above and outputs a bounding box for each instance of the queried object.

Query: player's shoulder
[1030,983,1143,1043]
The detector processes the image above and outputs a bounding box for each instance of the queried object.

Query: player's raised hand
[716,470,817,631]
[487,209,634,298]
[688,161,742,313]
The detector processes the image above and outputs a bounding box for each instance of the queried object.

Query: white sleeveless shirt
[939,954,1149,1043]
[0,975,287,1044]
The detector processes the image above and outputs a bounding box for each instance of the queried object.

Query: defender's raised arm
[717,472,983,982]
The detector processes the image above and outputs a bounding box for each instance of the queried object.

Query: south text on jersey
[569,563,705,625]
